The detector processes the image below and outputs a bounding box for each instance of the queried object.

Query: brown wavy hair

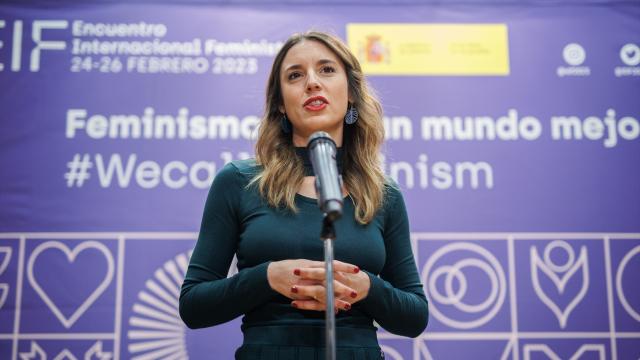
[252,30,386,224]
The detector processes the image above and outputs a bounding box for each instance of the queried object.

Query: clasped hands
[267,259,370,312]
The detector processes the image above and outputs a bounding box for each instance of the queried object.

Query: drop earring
[345,104,359,125]
[281,113,292,133]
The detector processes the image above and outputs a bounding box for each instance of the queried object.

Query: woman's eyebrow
[317,59,337,66]
[283,59,338,72]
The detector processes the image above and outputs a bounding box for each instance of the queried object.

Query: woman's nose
[306,71,322,91]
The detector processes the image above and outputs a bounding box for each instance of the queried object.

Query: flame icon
[530,240,589,328]
[0,246,12,311]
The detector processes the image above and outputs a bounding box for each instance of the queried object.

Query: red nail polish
[291,286,298,293]
[353,266,360,273]
[344,303,351,310]
[350,291,357,298]
[293,269,301,276]
[292,302,298,308]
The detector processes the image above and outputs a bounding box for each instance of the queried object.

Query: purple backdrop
[0,2,639,359]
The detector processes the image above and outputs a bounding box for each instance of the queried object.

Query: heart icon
[27,241,115,329]
[620,43,640,66]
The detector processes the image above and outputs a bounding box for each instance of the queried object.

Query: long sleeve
[179,163,276,329]
[357,186,429,337]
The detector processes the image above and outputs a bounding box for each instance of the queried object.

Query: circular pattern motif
[543,240,575,273]
[422,242,507,329]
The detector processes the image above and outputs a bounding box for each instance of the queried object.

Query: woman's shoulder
[228,158,261,176]
[382,176,404,210]
[215,158,261,185]
[383,176,402,196]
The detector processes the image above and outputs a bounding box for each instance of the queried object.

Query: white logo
[26,241,115,329]
[418,339,514,360]
[0,246,11,274]
[530,240,589,328]
[616,245,640,322]
[523,343,605,360]
[563,43,586,66]
[0,246,12,310]
[18,340,112,360]
[127,251,191,359]
[422,242,507,329]
[85,341,113,360]
[620,43,640,66]
[52,349,77,360]
[19,341,47,360]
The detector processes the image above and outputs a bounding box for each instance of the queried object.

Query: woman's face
[279,40,350,146]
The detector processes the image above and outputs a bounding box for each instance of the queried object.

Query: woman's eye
[321,66,336,73]
[288,72,301,80]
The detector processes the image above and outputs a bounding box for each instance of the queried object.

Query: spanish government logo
[347,23,509,76]
[363,35,390,64]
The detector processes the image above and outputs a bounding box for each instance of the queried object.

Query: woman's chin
[299,119,343,135]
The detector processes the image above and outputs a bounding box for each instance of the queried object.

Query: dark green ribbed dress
[179,159,428,359]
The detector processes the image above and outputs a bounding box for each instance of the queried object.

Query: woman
[179,31,428,359]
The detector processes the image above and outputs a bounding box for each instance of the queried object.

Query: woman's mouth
[304,97,328,111]
[305,101,327,111]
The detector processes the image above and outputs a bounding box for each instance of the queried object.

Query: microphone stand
[321,215,337,360]
[307,131,342,360]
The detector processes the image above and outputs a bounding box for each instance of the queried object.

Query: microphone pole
[308,131,343,360]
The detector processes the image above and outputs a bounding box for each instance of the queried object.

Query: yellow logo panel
[346,23,510,76]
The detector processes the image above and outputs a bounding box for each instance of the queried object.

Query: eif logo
[0,20,68,72]
[557,42,590,77]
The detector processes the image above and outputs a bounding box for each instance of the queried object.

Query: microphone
[308,131,343,222]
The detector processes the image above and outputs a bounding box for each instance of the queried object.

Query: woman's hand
[267,259,364,311]
[288,260,371,312]
[267,259,353,302]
